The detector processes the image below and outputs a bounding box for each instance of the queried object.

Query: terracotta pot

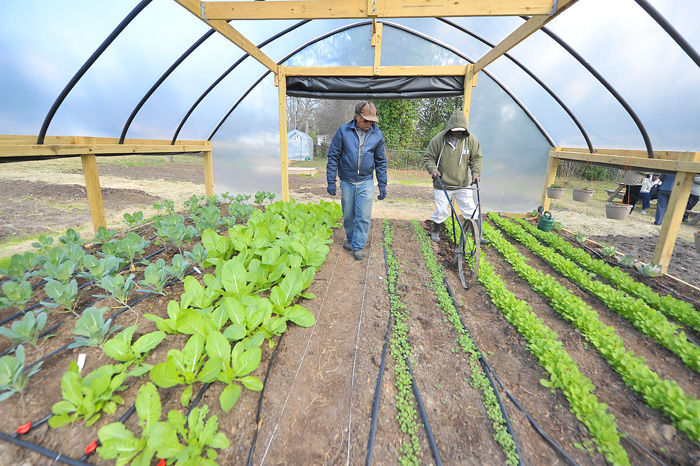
[606,202,632,220]
[573,188,594,202]
[695,232,700,254]
[547,187,564,199]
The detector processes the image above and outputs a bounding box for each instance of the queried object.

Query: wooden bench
[606,183,625,202]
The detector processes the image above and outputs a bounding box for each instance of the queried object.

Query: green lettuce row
[483,218,700,443]
[410,220,519,465]
[490,214,699,373]
[383,220,421,465]
[513,217,699,333]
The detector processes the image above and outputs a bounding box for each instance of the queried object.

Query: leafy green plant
[573,233,588,243]
[600,245,617,257]
[619,254,636,268]
[78,254,121,281]
[94,273,137,308]
[193,205,224,233]
[210,335,263,411]
[94,226,116,243]
[168,405,230,464]
[165,254,190,282]
[229,201,254,222]
[68,307,121,349]
[548,184,562,188]
[123,211,144,228]
[0,345,42,401]
[58,228,85,247]
[0,252,34,282]
[0,310,48,346]
[49,362,127,427]
[254,190,275,207]
[155,214,198,251]
[31,234,54,255]
[184,243,209,270]
[139,259,169,294]
[39,254,80,285]
[184,194,206,214]
[153,199,176,215]
[635,263,662,277]
[0,280,33,309]
[103,325,165,376]
[112,232,150,266]
[43,279,79,314]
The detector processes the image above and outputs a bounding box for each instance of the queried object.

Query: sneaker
[640,210,647,215]
[480,237,490,245]
[343,240,352,251]
[353,249,365,260]
[430,221,442,242]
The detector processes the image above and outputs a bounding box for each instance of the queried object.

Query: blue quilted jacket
[326,119,387,186]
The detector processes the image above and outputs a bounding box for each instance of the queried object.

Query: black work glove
[327,183,336,196]
[377,184,386,200]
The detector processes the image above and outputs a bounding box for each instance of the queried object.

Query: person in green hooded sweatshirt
[423,109,484,243]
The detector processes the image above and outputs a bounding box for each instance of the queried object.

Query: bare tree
[287,97,320,134]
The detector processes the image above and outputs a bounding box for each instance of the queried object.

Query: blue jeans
[340,179,374,251]
[640,192,651,209]
[654,191,670,225]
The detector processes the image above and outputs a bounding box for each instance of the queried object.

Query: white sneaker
[640,210,647,215]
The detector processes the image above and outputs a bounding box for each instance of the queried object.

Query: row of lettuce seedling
[410,220,519,466]
[490,215,699,373]
[512,217,700,333]
[483,214,699,444]
[382,221,422,465]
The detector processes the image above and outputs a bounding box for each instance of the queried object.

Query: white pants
[432,188,478,224]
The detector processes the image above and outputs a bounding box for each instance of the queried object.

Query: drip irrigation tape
[246,332,285,466]
[366,229,394,465]
[11,413,53,439]
[366,311,392,466]
[0,430,94,466]
[658,283,700,306]
[406,361,443,466]
[0,302,42,326]
[185,382,212,419]
[619,430,666,465]
[442,277,523,466]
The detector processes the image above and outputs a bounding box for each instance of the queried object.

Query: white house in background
[287,129,313,161]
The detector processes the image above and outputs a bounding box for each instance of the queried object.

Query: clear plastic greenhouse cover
[1,0,698,211]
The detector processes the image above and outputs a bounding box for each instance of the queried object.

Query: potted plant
[546,184,564,199]
[605,202,632,220]
[572,186,594,202]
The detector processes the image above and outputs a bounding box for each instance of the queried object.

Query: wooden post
[80,154,106,232]
[278,66,290,202]
[542,149,560,211]
[462,64,475,125]
[372,20,382,75]
[203,150,214,197]
[652,163,695,273]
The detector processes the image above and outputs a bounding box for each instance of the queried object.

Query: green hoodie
[422,110,482,189]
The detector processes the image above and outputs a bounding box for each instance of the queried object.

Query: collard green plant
[600,246,617,257]
[620,254,636,268]
[103,325,165,377]
[193,205,223,233]
[113,232,150,266]
[58,228,85,247]
[123,211,144,228]
[155,214,198,250]
[0,280,33,309]
[79,254,121,281]
[168,405,230,464]
[0,310,47,346]
[94,226,116,244]
[94,273,136,307]
[573,233,588,243]
[49,362,127,427]
[0,252,34,282]
[0,345,41,401]
[43,278,79,314]
[68,307,121,349]
[229,201,254,222]
[139,259,169,294]
[31,234,54,255]
[165,254,190,282]
[184,243,208,269]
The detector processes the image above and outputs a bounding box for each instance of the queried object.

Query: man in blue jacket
[326,101,388,260]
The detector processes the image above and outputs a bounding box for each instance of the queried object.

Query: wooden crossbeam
[474,0,577,73]
[202,0,557,20]
[552,149,700,173]
[0,143,211,158]
[0,135,210,146]
[283,65,468,76]
[174,0,277,72]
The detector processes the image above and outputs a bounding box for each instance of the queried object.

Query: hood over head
[445,109,469,135]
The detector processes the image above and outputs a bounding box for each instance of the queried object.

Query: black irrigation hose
[79,402,139,461]
[10,413,52,439]
[406,361,443,466]
[658,283,700,307]
[619,429,666,466]
[366,312,393,466]
[246,332,285,466]
[185,382,212,419]
[0,430,94,466]
[442,277,523,466]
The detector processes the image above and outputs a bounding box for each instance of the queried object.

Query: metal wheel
[456,218,480,289]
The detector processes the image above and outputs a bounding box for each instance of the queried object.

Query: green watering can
[538,211,555,232]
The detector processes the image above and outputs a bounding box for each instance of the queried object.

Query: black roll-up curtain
[286,76,464,99]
